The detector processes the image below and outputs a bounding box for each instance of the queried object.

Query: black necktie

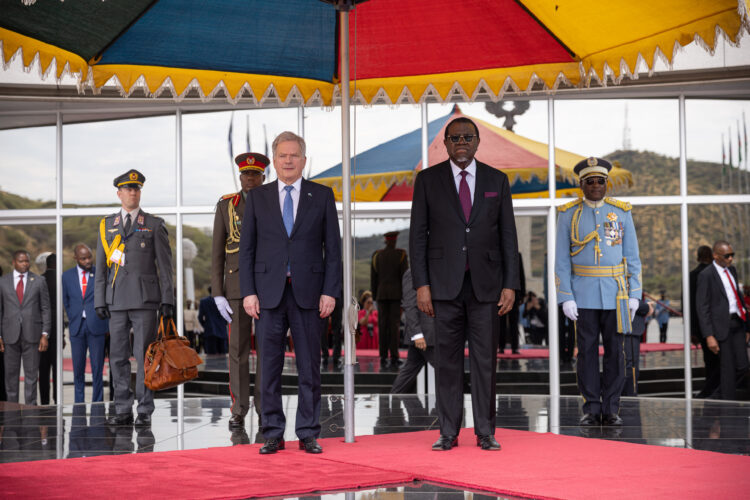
[124,213,132,234]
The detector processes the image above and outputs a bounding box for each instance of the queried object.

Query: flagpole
[228,111,239,191]
[720,133,729,241]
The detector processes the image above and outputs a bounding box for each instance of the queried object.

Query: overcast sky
[1,35,749,234]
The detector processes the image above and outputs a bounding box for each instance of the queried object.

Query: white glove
[562,300,578,321]
[214,296,234,324]
[629,298,639,321]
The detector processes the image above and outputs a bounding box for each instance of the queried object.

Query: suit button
[228,270,233,274]
[465,228,470,233]
[462,246,467,251]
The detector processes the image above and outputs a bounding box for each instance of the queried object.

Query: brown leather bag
[144,317,203,391]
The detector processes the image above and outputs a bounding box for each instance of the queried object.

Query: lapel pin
[30,277,34,281]
[307,192,312,197]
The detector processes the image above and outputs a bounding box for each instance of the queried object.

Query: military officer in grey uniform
[371,231,409,369]
[555,158,641,427]
[95,169,174,427]
[212,152,267,430]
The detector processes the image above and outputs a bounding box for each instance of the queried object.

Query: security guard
[212,152,267,430]
[371,231,408,369]
[555,158,641,427]
[95,169,174,427]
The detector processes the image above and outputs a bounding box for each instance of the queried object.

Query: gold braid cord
[569,204,602,264]
[225,201,241,254]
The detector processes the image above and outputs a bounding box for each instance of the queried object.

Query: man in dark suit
[95,170,174,427]
[690,245,720,398]
[696,240,750,401]
[198,287,228,354]
[39,253,58,404]
[239,131,341,455]
[371,231,408,369]
[0,250,51,405]
[62,244,109,403]
[391,268,435,393]
[410,117,519,451]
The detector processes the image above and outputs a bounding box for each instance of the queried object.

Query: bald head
[74,244,93,272]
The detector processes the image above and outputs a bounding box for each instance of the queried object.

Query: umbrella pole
[338,4,355,444]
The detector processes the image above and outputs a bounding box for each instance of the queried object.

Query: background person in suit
[199,287,228,354]
[211,152,267,430]
[371,231,408,369]
[39,253,58,404]
[622,299,653,396]
[95,169,174,427]
[390,268,436,394]
[0,264,4,401]
[690,245,720,398]
[696,240,750,401]
[0,250,51,405]
[239,131,341,455]
[409,117,520,451]
[62,244,109,403]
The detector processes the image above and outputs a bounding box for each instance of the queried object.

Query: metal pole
[339,5,355,444]
[298,106,305,139]
[175,109,185,446]
[546,97,560,434]
[55,111,64,459]
[678,95,692,400]
[421,102,429,170]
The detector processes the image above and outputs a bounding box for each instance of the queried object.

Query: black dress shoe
[431,435,458,451]
[107,413,133,426]
[602,414,623,426]
[476,435,501,450]
[579,413,601,426]
[134,414,151,427]
[299,437,323,454]
[259,438,285,454]
[228,414,245,430]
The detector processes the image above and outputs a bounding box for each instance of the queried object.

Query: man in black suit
[696,240,750,400]
[410,117,519,451]
[39,253,58,405]
[239,131,341,455]
[690,245,720,398]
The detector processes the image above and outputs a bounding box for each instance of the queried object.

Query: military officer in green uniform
[95,169,174,427]
[555,158,641,427]
[212,152,267,430]
[371,231,409,369]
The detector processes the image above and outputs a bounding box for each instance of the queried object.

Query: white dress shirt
[713,261,741,315]
[78,265,90,318]
[120,207,140,229]
[277,177,302,221]
[450,159,476,203]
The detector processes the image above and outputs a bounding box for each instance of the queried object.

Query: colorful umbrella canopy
[312,105,633,201]
[1,0,746,104]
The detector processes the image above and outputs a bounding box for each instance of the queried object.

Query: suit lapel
[467,163,485,226]
[711,265,730,302]
[438,162,465,223]
[291,180,313,238]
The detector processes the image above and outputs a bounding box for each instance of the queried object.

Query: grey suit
[95,208,174,415]
[0,272,51,405]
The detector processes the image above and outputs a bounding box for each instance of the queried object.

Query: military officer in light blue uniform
[555,157,642,427]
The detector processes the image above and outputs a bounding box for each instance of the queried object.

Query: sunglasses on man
[720,252,735,259]
[447,134,476,143]
[584,177,606,185]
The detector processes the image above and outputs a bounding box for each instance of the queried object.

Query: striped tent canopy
[0,0,747,105]
[312,106,633,201]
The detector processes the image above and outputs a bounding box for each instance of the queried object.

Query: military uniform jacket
[211,191,245,300]
[555,197,642,309]
[95,209,174,311]
[371,246,408,301]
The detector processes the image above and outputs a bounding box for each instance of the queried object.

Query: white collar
[450,159,476,178]
[13,269,26,280]
[713,260,731,276]
[121,207,140,221]
[278,177,302,193]
[583,198,605,208]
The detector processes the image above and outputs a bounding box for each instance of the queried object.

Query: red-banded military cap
[384,231,400,241]
[113,169,145,188]
[234,152,270,173]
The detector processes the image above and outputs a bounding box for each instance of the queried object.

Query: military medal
[607,212,617,222]
[140,241,146,248]
[137,214,145,225]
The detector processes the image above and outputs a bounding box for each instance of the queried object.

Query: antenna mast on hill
[622,104,632,150]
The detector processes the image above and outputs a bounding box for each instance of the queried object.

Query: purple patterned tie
[458,170,471,221]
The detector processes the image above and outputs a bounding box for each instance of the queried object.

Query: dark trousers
[659,322,668,343]
[433,271,499,437]
[498,306,519,352]
[38,339,57,405]
[718,317,749,401]
[204,336,228,354]
[0,351,5,401]
[697,337,721,398]
[559,306,576,363]
[257,280,324,440]
[377,300,401,362]
[576,309,624,415]
[70,323,106,403]
[622,334,641,396]
[228,298,261,418]
[390,345,434,394]
[321,299,342,362]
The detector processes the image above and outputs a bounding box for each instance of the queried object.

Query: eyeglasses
[720,253,735,259]
[584,177,606,185]
[447,134,476,143]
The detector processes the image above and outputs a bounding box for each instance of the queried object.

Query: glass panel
[0,123,56,206]
[686,99,750,195]
[62,116,175,207]
[181,109,296,206]
[0,224,56,276]
[352,218,410,299]
[181,214,215,303]
[555,99,680,197]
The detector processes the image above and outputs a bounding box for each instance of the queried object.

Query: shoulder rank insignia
[557,198,583,212]
[137,214,145,225]
[604,197,631,211]
[113,215,120,226]
[220,192,241,207]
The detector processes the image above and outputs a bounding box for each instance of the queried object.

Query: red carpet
[2,429,748,499]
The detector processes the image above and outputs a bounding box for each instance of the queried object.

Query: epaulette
[219,192,241,206]
[605,197,631,211]
[557,198,583,212]
[371,250,380,269]
[398,248,407,262]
